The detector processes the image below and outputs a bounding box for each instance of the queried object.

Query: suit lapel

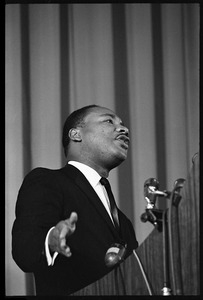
[60,165,120,238]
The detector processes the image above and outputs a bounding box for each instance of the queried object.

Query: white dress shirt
[45,161,113,266]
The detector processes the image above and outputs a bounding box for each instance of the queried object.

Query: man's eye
[105,119,113,124]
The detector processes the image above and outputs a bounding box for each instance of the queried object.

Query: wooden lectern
[72,154,199,295]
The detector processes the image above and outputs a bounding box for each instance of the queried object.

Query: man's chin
[111,152,128,168]
[117,148,128,161]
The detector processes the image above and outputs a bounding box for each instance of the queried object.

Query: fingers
[59,238,72,257]
[55,212,78,257]
[69,212,78,225]
[60,212,78,239]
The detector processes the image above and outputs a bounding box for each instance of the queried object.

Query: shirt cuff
[45,226,58,266]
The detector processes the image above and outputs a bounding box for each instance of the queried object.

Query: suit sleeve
[12,168,64,272]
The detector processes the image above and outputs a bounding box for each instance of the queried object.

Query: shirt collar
[68,161,101,188]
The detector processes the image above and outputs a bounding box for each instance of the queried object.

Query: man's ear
[68,128,82,142]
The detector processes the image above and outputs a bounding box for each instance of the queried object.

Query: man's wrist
[45,227,58,266]
[47,227,56,253]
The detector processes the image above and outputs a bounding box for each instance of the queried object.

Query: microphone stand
[167,179,185,295]
[140,179,185,295]
[162,209,172,295]
[141,204,172,295]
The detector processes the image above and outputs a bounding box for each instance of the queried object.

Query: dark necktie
[100,177,120,232]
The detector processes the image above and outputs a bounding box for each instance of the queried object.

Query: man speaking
[12,105,138,295]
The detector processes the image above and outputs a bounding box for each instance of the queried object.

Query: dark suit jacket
[12,164,138,295]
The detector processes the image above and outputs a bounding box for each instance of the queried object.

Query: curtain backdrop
[5,3,199,296]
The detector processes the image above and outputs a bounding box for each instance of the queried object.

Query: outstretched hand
[48,212,78,257]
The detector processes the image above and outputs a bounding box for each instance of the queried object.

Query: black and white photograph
[5,2,199,296]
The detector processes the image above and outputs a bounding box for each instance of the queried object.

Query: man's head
[62,105,100,157]
[62,105,130,176]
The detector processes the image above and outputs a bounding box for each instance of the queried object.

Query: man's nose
[116,125,129,136]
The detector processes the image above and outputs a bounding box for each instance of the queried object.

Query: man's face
[78,107,130,170]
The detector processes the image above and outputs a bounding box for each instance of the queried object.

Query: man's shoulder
[21,167,66,187]
[20,165,83,191]
[25,166,60,177]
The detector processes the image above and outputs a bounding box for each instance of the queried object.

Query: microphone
[144,178,169,209]
[104,243,127,267]
[173,178,185,191]
[171,178,185,207]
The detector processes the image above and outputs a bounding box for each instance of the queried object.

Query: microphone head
[144,178,159,194]
[144,178,160,208]
[173,178,185,191]
[104,243,126,267]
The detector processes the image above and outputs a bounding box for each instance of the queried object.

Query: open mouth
[115,135,130,148]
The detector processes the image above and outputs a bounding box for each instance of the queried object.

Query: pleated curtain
[6,3,199,295]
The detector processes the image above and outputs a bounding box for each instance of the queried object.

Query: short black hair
[62,105,100,157]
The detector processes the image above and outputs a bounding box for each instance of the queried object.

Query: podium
[72,154,199,295]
